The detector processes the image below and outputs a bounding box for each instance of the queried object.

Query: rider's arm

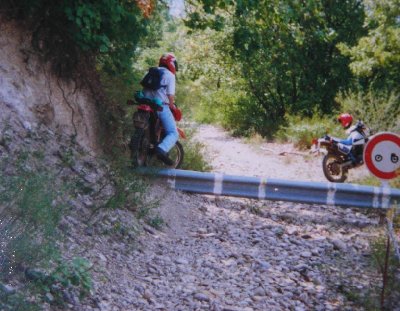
[166,72,176,107]
[168,94,175,106]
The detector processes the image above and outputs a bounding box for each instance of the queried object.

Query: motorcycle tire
[147,141,184,169]
[170,141,184,169]
[322,154,348,183]
[129,128,150,167]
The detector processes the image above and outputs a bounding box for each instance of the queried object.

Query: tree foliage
[186,0,366,135]
[1,0,165,77]
[335,0,399,133]
[338,0,400,90]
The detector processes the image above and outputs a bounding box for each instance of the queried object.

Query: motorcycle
[127,92,185,168]
[311,121,371,183]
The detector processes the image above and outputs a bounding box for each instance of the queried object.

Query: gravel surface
[74,124,388,311]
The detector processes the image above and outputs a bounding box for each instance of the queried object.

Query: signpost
[364,132,400,306]
[364,132,400,181]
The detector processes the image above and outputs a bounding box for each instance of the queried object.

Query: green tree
[186,0,366,135]
[1,0,165,77]
[338,0,400,90]
[336,0,400,133]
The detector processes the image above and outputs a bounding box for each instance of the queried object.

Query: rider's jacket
[339,121,369,146]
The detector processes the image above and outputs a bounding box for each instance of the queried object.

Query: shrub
[0,171,64,274]
[0,160,95,309]
[180,136,212,172]
[35,257,92,304]
[0,0,163,77]
[369,231,400,310]
[275,113,342,149]
[336,90,400,134]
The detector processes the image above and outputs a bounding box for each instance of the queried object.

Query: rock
[85,226,95,236]
[45,292,54,303]
[294,264,309,272]
[287,227,298,235]
[253,287,266,296]
[255,260,270,270]
[98,252,108,263]
[143,290,153,302]
[193,292,210,302]
[0,283,15,295]
[311,248,320,256]
[143,224,156,235]
[330,238,347,252]
[63,290,79,306]
[25,268,46,281]
[300,251,312,258]
[174,257,189,265]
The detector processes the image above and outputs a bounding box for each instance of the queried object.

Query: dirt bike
[127,94,185,168]
[311,122,370,182]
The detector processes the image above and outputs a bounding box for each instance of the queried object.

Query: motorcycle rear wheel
[129,128,150,167]
[322,154,348,183]
[170,141,184,169]
[147,141,184,169]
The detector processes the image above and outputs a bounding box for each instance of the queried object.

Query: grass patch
[0,171,64,275]
[367,233,400,310]
[353,175,400,189]
[179,129,212,172]
[275,113,342,149]
[0,149,99,309]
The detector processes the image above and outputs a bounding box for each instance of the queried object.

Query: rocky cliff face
[0,17,100,153]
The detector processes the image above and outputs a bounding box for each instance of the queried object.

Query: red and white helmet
[159,53,178,75]
[337,113,353,129]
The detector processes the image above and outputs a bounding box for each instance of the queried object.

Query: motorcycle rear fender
[133,111,150,128]
[137,104,154,112]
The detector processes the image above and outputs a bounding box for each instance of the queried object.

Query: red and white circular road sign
[364,132,400,180]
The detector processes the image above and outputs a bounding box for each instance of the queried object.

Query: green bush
[193,88,275,138]
[35,257,92,304]
[0,171,64,274]
[103,155,149,211]
[336,90,400,133]
[368,233,400,310]
[275,114,342,149]
[0,165,95,309]
[1,0,164,77]
[180,136,212,172]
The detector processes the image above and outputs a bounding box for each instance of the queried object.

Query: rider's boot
[155,146,174,166]
[348,152,357,165]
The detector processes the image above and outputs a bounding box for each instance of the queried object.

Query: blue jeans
[157,104,179,153]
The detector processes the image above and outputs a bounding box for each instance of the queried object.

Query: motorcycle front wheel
[129,128,150,167]
[322,154,348,183]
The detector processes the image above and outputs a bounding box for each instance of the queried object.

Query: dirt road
[83,124,383,311]
[192,124,370,182]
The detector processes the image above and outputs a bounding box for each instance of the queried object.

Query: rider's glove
[169,104,182,121]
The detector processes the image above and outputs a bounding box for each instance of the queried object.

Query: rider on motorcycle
[336,113,369,164]
[142,53,179,165]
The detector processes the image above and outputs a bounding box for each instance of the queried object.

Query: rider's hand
[170,104,182,121]
[169,103,176,110]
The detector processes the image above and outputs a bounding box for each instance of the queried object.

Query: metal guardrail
[139,168,400,209]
